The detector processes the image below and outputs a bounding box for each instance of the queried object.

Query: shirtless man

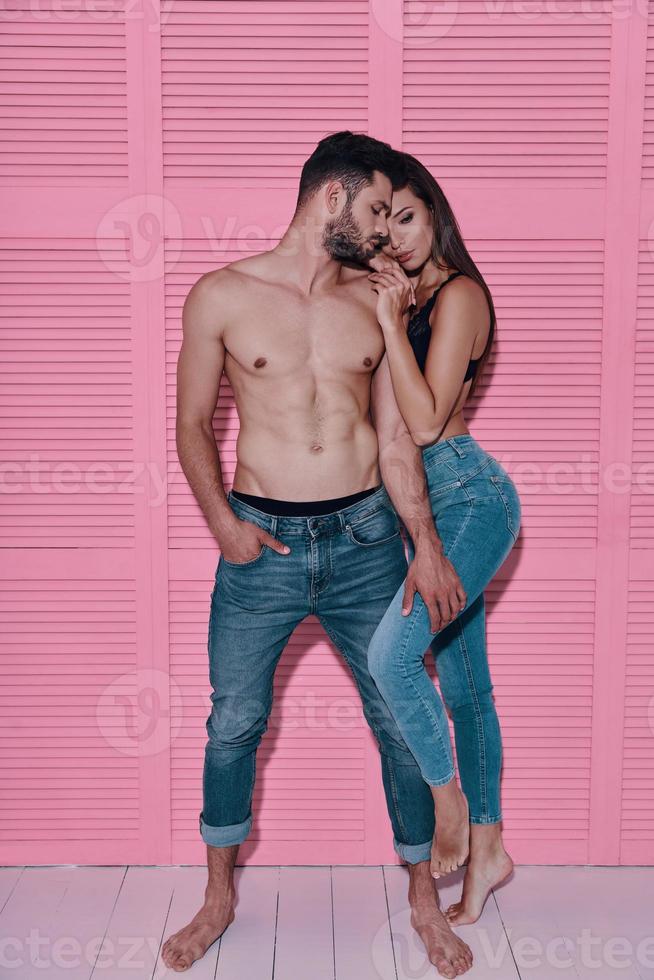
[166,132,472,979]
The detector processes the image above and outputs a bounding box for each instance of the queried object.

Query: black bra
[407,271,484,380]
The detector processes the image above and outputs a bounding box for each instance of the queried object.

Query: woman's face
[383,186,434,272]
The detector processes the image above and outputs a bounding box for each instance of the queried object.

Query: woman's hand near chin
[367,257,416,332]
[368,252,398,272]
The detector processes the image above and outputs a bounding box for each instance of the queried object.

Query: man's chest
[223,289,385,379]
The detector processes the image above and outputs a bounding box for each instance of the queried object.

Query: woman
[366,153,521,926]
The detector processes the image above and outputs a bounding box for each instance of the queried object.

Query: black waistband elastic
[231,484,382,517]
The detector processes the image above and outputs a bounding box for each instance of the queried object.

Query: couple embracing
[169,131,522,978]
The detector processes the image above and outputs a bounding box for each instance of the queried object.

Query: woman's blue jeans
[368,434,521,824]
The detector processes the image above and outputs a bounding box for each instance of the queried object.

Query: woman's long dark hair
[398,152,495,401]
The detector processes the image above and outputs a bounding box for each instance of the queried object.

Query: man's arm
[175,271,288,562]
[176,272,235,540]
[370,352,467,631]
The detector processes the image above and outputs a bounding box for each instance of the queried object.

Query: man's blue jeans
[200,486,434,863]
[368,435,522,824]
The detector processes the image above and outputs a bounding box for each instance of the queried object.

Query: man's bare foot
[446,829,514,925]
[430,780,470,878]
[162,843,238,972]
[408,861,473,978]
[161,890,235,972]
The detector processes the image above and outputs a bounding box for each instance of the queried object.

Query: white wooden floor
[0,865,652,979]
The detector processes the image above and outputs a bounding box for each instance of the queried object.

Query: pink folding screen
[0,0,652,867]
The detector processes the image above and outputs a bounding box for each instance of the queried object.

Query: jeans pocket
[490,476,521,544]
[346,506,401,547]
[220,544,267,568]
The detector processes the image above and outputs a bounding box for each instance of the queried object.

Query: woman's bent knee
[367,626,395,688]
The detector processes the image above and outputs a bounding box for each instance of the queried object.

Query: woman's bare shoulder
[431,273,489,326]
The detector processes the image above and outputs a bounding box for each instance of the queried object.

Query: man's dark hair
[295,130,407,211]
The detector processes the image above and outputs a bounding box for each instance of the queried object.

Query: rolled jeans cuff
[199,811,252,847]
[393,836,432,865]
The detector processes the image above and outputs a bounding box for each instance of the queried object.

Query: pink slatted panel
[0,0,651,867]
[401,3,611,863]
[619,16,654,861]
[402,0,611,183]
[621,241,654,859]
[0,0,168,866]
[621,576,654,860]
[160,1,369,184]
[430,570,595,862]
[453,241,604,550]
[0,575,140,844]
[0,0,128,182]
[632,251,654,552]
[484,575,595,856]
[0,240,134,550]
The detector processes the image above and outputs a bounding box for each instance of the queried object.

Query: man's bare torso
[215,251,386,500]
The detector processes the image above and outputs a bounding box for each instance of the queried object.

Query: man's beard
[322,200,384,265]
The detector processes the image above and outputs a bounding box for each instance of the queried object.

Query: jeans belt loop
[447,437,466,458]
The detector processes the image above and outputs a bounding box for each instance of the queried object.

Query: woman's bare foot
[445,825,514,925]
[408,862,473,978]
[430,779,470,878]
[161,889,235,972]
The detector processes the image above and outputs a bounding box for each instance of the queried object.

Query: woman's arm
[370,352,467,631]
[369,266,487,446]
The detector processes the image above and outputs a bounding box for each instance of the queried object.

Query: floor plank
[215,867,279,979]
[383,865,520,980]
[274,867,334,980]
[332,866,397,980]
[0,866,126,980]
[93,866,179,979]
[1,864,652,980]
[495,866,654,980]
[0,866,23,910]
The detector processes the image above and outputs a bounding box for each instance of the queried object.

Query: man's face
[321,171,392,264]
